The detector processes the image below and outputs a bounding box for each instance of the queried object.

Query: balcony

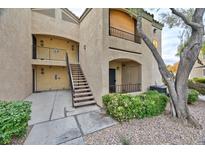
[109,26,141,44]
[109,83,141,93]
[32,46,67,66]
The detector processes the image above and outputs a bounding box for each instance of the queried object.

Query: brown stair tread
[68,63,96,107]
[74,82,88,85]
[72,73,84,75]
[74,85,89,89]
[74,100,96,107]
[74,96,94,101]
[74,92,92,97]
[74,88,91,92]
[73,80,87,82]
[72,75,84,77]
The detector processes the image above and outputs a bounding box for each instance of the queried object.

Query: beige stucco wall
[79,8,105,106]
[106,9,162,93]
[0,8,32,101]
[0,8,162,105]
[190,55,205,78]
[32,9,80,42]
[79,8,162,106]
[35,35,78,63]
[34,65,69,91]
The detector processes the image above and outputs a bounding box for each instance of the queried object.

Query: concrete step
[71,70,81,72]
[74,88,91,93]
[73,80,87,82]
[74,92,92,97]
[74,100,96,107]
[72,75,85,77]
[74,96,94,102]
[74,82,88,86]
[74,85,89,89]
[73,77,86,80]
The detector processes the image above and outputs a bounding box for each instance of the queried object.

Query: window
[109,9,141,44]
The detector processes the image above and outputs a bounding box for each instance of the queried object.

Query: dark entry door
[109,69,116,92]
[32,35,37,59]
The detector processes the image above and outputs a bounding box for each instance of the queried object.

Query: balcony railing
[109,83,141,93]
[109,26,141,44]
[34,46,67,61]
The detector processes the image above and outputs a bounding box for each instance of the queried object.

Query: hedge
[0,101,31,144]
[192,77,205,84]
[188,89,199,104]
[102,90,168,122]
[188,80,205,95]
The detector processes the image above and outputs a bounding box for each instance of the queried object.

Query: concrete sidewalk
[24,91,117,145]
[25,91,72,125]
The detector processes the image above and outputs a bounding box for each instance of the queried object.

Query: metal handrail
[109,26,141,43]
[109,83,141,93]
[65,53,75,107]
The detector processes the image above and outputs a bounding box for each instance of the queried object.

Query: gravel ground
[84,101,205,145]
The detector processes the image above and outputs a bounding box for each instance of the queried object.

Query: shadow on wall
[0,8,5,16]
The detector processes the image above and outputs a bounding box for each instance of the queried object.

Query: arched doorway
[109,58,142,93]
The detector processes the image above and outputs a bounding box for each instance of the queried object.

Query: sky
[69,8,181,65]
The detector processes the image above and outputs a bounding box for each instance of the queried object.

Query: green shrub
[192,77,205,84]
[0,101,31,144]
[188,89,199,104]
[102,90,168,122]
[188,80,205,95]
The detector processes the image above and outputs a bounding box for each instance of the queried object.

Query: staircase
[66,54,96,107]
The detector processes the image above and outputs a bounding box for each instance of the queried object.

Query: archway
[109,58,142,93]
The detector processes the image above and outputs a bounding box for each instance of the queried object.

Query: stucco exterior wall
[34,65,69,91]
[32,9,79,42]
[0,8,32,101]
[190,56,205,78]
[79,8,105,106]
[0,8,163,106]
[79,8,162,106]
[106,9,162,93]
[35,35,78,63]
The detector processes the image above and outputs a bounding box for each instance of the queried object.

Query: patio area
[23,90,117,145]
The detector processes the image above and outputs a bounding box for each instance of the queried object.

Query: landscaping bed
[0,101,31,144]
[84,90,204,145]
[84,100,205,145]
[102,91,168,122]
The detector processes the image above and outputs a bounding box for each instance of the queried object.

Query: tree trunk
[136,8,205,129]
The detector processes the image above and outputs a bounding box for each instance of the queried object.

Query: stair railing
[65,53,75,107]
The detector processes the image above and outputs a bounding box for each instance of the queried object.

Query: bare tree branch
[170,8,202,30]
[136,16,173,81]
[197,57,204,65]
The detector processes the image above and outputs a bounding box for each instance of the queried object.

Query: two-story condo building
[0,8,163,107]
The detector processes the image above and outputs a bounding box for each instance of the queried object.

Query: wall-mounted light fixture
[41,68,44,74]
[153,28,157,34]
[83,45,86,50]
[72,45,74,51]
[40,40,44,47]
